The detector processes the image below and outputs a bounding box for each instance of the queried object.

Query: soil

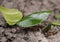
[0,0,60,42]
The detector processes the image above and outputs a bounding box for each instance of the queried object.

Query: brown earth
[0,0,60,42]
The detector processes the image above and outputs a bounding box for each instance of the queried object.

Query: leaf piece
[55,14,60,19]
[0,6,23,25]
[17,10,52,28]
[52,21,60,26]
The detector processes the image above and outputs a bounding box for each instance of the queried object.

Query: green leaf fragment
[17,10,52,28]
[52,21,60,26]
[0,6,23,25]
[55,14,60,19]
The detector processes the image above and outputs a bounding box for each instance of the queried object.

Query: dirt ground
[0,0,60,42]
